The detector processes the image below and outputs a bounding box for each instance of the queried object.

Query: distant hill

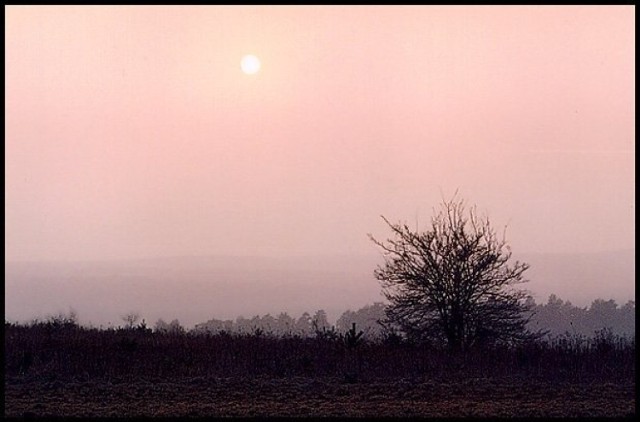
[5,250,634,328]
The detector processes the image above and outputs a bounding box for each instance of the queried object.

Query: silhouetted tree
[154,318,170,333]
[235,316,252,334]
[276,312,295,336]
[47,309,79,328]
[260,313,277,334]
[154,318,184,334]
[294,312,313,336]
[619,300,635,335]
[121,312,141,329]
[336,303,387,339]
[336,310,357,333]
[369,196,539,351]
[311,310,331,332]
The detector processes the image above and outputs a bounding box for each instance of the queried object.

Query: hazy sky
[5,6,635,263]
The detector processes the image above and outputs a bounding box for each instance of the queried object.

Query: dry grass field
[5,375,635,418]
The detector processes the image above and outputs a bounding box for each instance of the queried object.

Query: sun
[241,54,261,75]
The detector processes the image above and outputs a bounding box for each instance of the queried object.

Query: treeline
[8,295,634,342]
[5,313,635,384]
[190,296,634,341]
[527,295,635,338]
[192,303,387,339]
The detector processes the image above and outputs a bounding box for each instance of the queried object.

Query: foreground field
[5,321,635,418]
[4,375,635,418]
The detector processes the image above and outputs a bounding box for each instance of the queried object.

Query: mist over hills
[5,250,634,329]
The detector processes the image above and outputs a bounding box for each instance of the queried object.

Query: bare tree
[369,196,540,351]
[122,312,141,329]
[311,310,331,332]
[154,318,184,334]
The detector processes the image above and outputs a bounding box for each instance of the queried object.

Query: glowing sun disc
[241,55,261,74]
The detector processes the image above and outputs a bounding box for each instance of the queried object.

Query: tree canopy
[370,197,540,350]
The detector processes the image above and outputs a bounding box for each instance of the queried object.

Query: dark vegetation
[370,197,538,350]
[5,298,635,383]
[4,296,635,417]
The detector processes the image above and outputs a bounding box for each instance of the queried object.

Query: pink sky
[5,6,635,262]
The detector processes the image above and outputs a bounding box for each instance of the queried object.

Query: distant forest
[12,294,633,341]
[189,294,635,341]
